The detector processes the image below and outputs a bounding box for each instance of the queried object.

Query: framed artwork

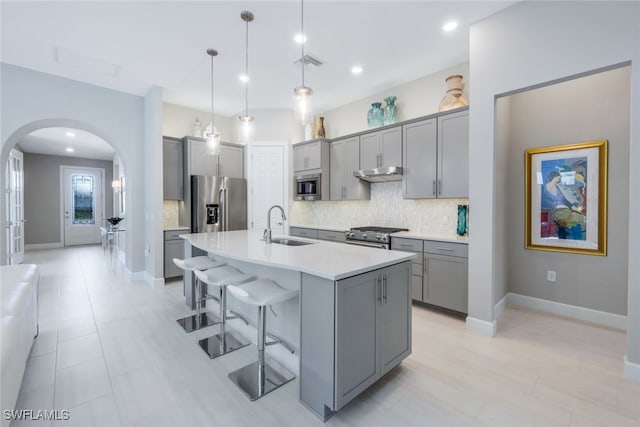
[525,140,608,255]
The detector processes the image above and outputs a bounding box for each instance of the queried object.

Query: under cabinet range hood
[353,166,403,183]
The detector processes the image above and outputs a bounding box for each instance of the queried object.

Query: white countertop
[393,231,469,244]
[181,230,415,280]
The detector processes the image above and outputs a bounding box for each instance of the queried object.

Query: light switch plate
[547,270,557,282]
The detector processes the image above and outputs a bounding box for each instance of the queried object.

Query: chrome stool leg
[198,283,250,358]
[228,305,295,400]
[176,276,220,332]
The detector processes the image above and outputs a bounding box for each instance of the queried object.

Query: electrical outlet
[547,270,557,283]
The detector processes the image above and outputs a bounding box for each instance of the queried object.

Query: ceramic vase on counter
[383,96,397,125]
[367,102,384,128]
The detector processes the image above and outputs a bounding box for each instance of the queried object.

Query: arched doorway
[1,119,130,268]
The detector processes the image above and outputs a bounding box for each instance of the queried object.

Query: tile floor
[9,245,640,426]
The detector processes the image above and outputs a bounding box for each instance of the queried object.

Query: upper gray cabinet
[437,110,469,198]
[185,137,244,178]
[330,136,370,201]
[217,143,244,179]
[360,126,402,170]
[294,140,322,172]
[163,137,183,200]
[402,108,468,199]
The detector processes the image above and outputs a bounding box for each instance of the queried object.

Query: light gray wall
[1,63,148,273]
[503,66,630,315]
[493,96,511,306]
[468,0,640,373]
[23,153,113,245]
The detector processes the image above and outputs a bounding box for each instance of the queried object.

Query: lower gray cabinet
[164,229,187,278]
[317,229,346,242]
[289,227,318,239]
[299,261,411,421]
[335,262,411,409]
[424,253,468,313]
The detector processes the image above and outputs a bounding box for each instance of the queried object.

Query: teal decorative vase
[384,96,397,125]
[456,204,469,236]
[367,102,384,128]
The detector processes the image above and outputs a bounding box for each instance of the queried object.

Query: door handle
[438,180,442,195]
[382,274,388,304]
[432,180,436,196]
[377,276,382,302]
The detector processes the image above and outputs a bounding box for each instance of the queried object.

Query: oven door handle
[344,240,388,249]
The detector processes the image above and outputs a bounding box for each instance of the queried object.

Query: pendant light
[204,48,221,153]
[239,10,254,142]
[294,0,313,125]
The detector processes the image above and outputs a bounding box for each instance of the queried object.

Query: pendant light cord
[300,0,305,88]
[210,54,215,130]
[245,16,250,118]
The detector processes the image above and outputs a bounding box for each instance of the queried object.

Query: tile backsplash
[163,200,180,228]
[290,181,467,235]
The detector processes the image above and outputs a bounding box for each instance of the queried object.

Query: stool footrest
[265,332,295,354]
[227,311,249,325]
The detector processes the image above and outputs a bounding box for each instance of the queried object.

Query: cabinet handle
[377,277,383,302]
[382,274,387,304]
[436,247,455,252]
[432,180,436,196]
[399,243,414,247]
[438,179,442,195]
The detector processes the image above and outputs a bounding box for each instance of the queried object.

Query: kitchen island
[181,230,415,421]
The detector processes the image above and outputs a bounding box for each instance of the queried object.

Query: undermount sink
[271,238,314,247]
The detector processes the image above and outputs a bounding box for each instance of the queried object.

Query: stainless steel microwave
[295,173,322,201]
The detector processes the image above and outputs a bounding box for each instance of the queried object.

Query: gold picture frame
[525,140,608,255]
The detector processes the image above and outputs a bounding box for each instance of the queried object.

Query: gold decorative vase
[314,116,326,138]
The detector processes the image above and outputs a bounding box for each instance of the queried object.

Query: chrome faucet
[264,205,286,244]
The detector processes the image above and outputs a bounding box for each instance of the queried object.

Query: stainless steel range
[344,226,409,249]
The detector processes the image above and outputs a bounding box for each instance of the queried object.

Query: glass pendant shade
[294,85,313,125]
[239,115,254,142]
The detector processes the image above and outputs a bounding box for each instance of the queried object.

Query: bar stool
[174,256,225,332]
[193,266,255,359]
[226,279,297,401]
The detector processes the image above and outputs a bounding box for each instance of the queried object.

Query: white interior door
[62,166,104,246]
[250,145,285,235]
[6,149,24,264]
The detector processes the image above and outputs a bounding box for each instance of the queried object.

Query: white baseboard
[25,242,62,250]
[465,316,497,337]
[144,272,164,287]
[494,293,508,319]
[624,356,640,383]
[507,293,627,331]
[125,268,145,282]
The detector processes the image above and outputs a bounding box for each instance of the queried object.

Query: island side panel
[299,273,336,421]
[380,261,412,376]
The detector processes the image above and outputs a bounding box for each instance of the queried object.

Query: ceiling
[18,128,115,161]
[2,1,513,119]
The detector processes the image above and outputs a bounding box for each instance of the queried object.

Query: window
[72,174,95,224]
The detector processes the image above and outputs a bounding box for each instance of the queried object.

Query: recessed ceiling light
[65,131,76,137]
[238,74,250,83]
[351,66,363,75]
[443,21,458,32]
[65,147,74,153]
[294,33,307,44]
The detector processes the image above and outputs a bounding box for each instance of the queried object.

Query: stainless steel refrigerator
[190,175,247,233]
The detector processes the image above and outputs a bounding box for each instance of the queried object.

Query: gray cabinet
[164,229,188,278]
[185,138,244,178]
[294,140,322,172]
[335,261,411,409]
[217,144,244,178]
[330,136,370,200]
[163,137,183,200]
[317,229,346,242]
[360,126,402,170]
[437,110,469,198]
[403,119,437,198]
[289,227,318,239]
[392,236,468,314]
[402,108,468,199]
